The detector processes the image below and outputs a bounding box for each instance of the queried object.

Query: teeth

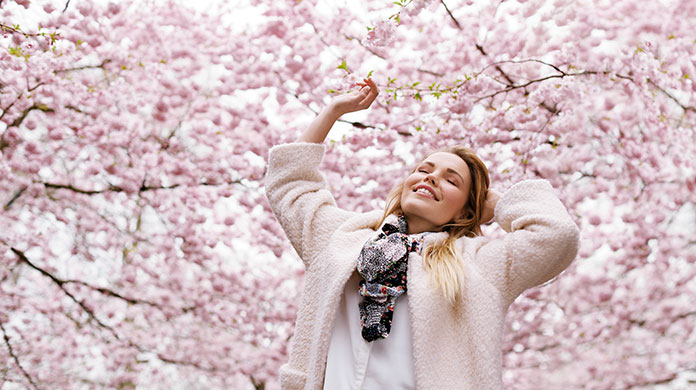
[415,188,434,198]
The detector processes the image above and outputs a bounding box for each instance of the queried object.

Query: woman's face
[400,152,471,234]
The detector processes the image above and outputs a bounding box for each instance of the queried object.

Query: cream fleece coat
[264,143,579,390]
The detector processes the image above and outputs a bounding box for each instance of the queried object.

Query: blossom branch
[474,70,596,103]
[343,34,386,59]
[6,104,54,129]
[622,375,680,390]
[7,245,209,374]
[60,278,161,307]
[477,58,566,77]
[475,44,516,87]
[3,186,28,210]
[0,322,41,390]
[55,59,113,74]
[41,179,245,195]
[440,0,462,30]
[1,100,50,151]
[10,247,122,341]
[647,79,695,113]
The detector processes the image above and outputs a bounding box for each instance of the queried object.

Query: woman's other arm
[473,180,580,301]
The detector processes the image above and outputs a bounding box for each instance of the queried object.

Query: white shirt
[323,271,417,390]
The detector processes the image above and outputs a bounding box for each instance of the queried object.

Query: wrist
[322,102,343,120]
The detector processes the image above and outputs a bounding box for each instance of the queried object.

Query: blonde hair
[372,146,490,304]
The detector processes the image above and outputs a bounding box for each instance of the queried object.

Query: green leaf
[337,60,348,72]
[366,70,374,78]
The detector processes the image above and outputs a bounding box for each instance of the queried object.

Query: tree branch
[0,322,41,390]
[55,60,112,74]
[0,98,14,122]
[440,0,462,30]
[475,44,516,86]
[10,246,162,308]
[416,68,444,77]
[477,58,566,77]
[522,104,561,174]
[622,374,679,390]
[1,101,50,151]
[647,78,695,112]
[474,71,596,103]
[343,34,386,59]
[41,179,245,195]
[3,186,28,210]
[250,376,266,390]
[7,104,54,129]
[7,245,215,376]
[10,247,121,340]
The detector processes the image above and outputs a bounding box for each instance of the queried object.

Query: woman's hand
[481,189,502,224]
[327,78,379,117]
[296,78,379,143]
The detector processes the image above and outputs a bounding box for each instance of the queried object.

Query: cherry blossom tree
[1,0,695,389]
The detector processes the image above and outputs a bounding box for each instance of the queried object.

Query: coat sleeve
[472,179,580,301]
[264,142,356,267]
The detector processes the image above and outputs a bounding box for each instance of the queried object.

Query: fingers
[337,78,379,113]
[365,78,379,94]
[357,78,379,107]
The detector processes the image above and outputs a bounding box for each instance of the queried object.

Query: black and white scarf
[357,215,425,342]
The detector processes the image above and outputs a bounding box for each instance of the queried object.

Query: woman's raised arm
[265,79,379,265]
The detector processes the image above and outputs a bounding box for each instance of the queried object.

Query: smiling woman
[374,146,495,306]
[264,78,579,390]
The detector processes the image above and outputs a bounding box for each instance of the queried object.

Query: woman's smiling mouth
[413,184,438,200]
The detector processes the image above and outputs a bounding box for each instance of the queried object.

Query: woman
[265,78,579,389]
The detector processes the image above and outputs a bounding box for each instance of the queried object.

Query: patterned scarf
[357,215,424,342]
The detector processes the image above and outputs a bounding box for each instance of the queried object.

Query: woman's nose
[425,174,438,186]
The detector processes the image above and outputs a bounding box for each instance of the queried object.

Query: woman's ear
[458,206,474,221]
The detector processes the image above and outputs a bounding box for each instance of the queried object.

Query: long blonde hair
[372,146,490,304]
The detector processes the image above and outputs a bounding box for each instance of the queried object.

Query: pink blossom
[0,0,694,388]
[364,18,397,48]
